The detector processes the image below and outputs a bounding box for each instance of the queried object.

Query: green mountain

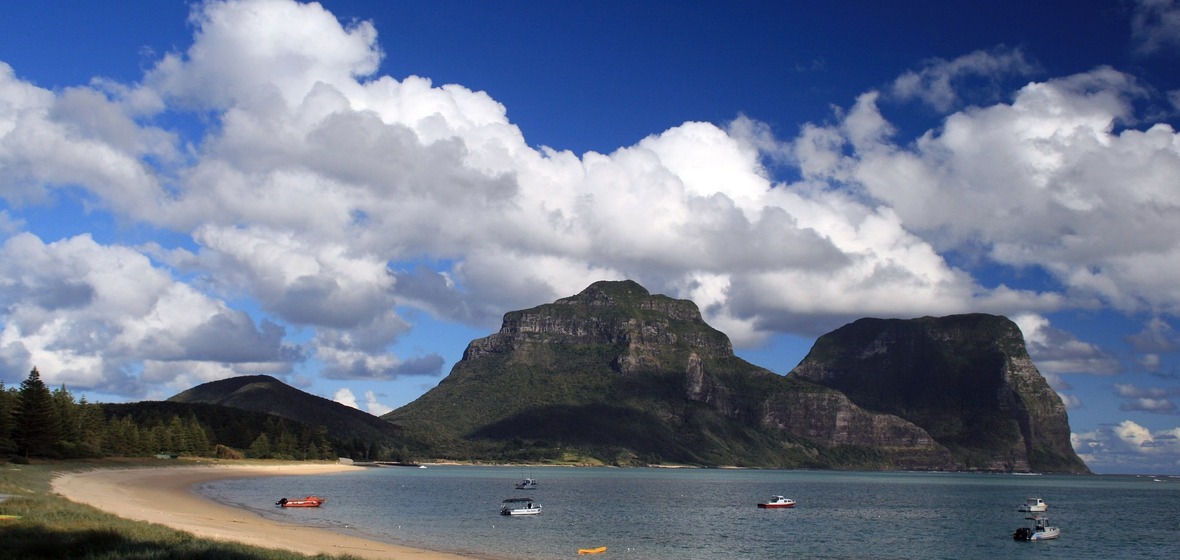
[386,280,1084,471]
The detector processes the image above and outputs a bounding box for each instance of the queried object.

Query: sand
[51,462,476,559]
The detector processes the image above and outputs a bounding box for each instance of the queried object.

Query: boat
[1013,515,1060,541]
[578,546,608,555]
[757,495,796,508]
[275,496,325,508]
[1017,497,1048,512]
[515,477,538,490]
[500,497,542,515]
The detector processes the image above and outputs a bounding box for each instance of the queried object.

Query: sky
[0,0,1179,474]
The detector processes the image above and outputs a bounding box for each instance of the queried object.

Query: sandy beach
[52,462,475,559]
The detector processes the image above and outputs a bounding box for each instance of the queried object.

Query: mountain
[386,280,1084,471]
[167,374,404,446]
[790,314,1088,473]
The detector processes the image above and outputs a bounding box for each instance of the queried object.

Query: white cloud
[146,0,381,111]
[2,0,1180,406]
[1126,317,1179,353]
[891,47,1037,111]
[333,387,358,409]
[1073,420,1180,473]
[1114,382,1180,413]
[806,67,1180,317]
[364,390,393,416]
[1059,393,1084,409]
[1131,0,1180,55]
[1013,314,1122,376]
[0,232,297,396]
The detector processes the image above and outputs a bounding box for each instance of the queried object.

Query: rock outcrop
[790,314,1088,473]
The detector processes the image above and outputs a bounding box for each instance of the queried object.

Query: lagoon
[200,466,1179,559]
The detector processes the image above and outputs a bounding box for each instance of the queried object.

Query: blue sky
[1,0,1179,474]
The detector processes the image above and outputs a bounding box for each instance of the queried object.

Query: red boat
[757,495,796,508]
[275,496,325,507]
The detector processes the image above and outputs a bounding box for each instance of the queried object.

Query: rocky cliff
[790,314,1088,473]
[393,280,1019,469]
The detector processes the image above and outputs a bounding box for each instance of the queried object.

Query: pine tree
[14,367,62,458]
[52,384,81,456]
[184,414,212,456]
[249,433,272,458]
[0,381,16,455]
[76,398,106,457]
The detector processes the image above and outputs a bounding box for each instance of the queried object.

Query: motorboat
[1013,515,1060,541]
[501,497,542,515]
[275,496,325,508]
[757,495,796,508]
[1017,497,1048,512]
[515,477,537,490]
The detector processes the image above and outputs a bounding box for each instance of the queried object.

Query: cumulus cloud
[806,67,1180,317]
[1126,317,1179,353]
[1073,420,1180,473]
[364,390,393,416]
[1,0,1180,422]
[1012,314,1122,376]
[332,386,391,416]
[333,387,358,409]
[1115,383,1180,413]
[891,46,1038,111]
[1131,0,1180,55]
[0,232,299,398]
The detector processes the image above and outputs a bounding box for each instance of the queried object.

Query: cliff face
[462,280,734,373]
[390,281,969,469]
[790,314,1088,473]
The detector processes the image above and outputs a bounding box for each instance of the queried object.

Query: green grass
[0,459,365,560]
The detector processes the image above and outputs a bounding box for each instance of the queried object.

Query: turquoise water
[199,466,1180,559]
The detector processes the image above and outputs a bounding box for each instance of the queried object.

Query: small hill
[100,400,331,451]
[167,374,404,446]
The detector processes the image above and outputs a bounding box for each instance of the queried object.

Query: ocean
[198,465,1180,559]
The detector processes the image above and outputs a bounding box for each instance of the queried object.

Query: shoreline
[51,461,479,559]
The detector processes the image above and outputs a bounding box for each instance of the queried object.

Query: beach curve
[51,462,477,560]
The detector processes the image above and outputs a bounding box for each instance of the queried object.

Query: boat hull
[276,496,325,508]
[757,503,795,508]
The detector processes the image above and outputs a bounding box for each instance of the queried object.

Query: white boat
[1013,515,1060,541]
[757,495,796,509]
[515,477,537,490]
[500,497,542,516]
[1017,497,1048,512]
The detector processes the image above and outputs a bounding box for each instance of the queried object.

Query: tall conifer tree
[0,381,15,455]
[14,367,62,457]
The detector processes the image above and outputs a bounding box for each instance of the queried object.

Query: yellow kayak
[578,546,607,555]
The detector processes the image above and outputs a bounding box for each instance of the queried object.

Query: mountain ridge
[385,280,1086,472]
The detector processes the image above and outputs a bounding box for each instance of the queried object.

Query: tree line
[0,367,338,462]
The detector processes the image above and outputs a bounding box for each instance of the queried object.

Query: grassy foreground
[0,459,364,560]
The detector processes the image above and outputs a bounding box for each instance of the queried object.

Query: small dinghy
[275,496,325,508]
